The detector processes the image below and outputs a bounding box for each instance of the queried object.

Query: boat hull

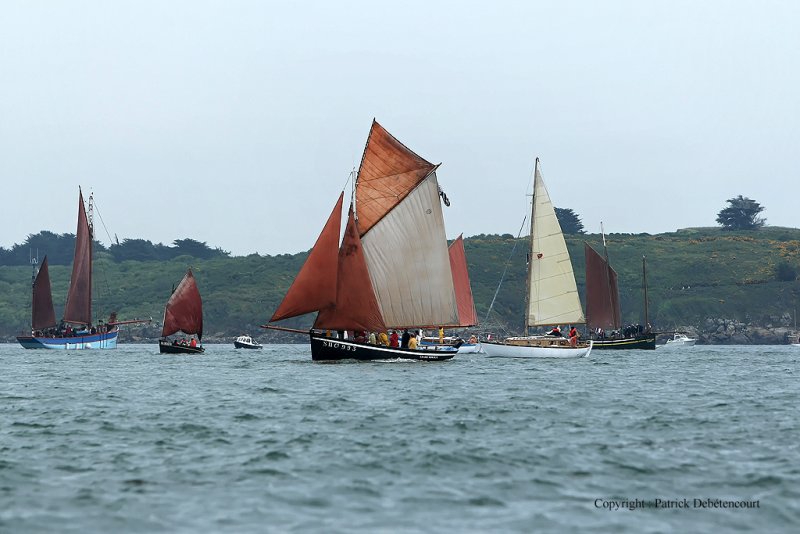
[234,341,262,349]
[482,338,592,359]
[590,334,657,350]
[665,340,697,347]
[419,337,481,354]
[17,329,118,350]
[310,334,456,361]
[159,340,205,354]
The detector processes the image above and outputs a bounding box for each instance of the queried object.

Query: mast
[642,255,650,330]
[524,158,537,335]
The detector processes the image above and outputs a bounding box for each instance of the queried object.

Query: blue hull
[17,330,119,350]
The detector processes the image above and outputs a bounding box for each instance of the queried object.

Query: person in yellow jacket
[378,331,389,346]
[408,333,418,350]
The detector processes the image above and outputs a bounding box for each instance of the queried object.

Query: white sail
[527,159,586,327]
[361,171,459,328]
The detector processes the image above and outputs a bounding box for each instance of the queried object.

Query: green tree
[555,208,585,234]
[716,195,765,230]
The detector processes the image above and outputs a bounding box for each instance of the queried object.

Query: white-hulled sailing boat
[17,189,121,349]
[482,158,593,358]
[159,269,204,354]
[263,120,460,361]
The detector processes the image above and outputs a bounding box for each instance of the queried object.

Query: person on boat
[468,334,477,344]
[401,329,410,348]
[368,332,377,344]
[438,326,445,343]
[190,338,197,348]
[408,333,418,350]
[568,326,578,347]
[378,331,389,346]
[547,325,561,337]
[389,331,399,347]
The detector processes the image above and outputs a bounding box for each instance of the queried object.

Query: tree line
[0,233,229,266]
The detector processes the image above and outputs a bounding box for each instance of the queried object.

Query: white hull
[457,343,482,354]
[483,339,592,359]
[664,334,697,348]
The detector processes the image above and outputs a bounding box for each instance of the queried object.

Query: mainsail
[162,269,203,340]
[32,256,57,330]
[357,120,458,329]
[584,242,621,330]
[63,189,93,325]
[267,120,458,332]
[527,158,585,327]
[448,234,478,327]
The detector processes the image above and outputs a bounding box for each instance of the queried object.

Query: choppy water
[1,343,798,533]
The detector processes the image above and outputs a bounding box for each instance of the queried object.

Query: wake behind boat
[481,158,592,359]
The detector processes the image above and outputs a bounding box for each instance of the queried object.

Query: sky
[1,1,798,256]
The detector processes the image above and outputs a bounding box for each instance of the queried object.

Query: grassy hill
[1,227,798,342]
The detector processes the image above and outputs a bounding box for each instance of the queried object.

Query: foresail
[314,206,386,333]
[269,193,343,323]
[63,190,93,325]
[354,120,437,235]
[527,160,585,327]
[449,234,478,327]
[162,269,204,339]
[361,171,459,329]
[584,243,621,330]
[32,256,57,330]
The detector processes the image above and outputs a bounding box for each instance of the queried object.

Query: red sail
[162,269,204,340]
[63,190,93,325]
[32,256,57,330]
[584,243,621,330]
[448,235,478,327]
[354,120,437,236]
[269,193,344,322]
[314,206,386,333]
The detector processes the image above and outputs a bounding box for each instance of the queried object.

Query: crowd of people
[32,320,113,338]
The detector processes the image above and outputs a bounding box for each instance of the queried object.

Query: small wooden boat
[159,269,204,354]
[234,335,262,349]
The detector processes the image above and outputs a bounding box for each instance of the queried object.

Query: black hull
[159,340,205,354]
[589,334,656,350]
[310,334,456,361]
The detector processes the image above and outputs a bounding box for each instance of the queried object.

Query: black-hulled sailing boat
[263,120,459,361]
[584,233,656,350]
[159,269,204,354]
[17,190,121,349]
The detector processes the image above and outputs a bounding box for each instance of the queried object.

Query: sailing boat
[17,190,121,349]
[482,158,593,358]
[419,234,481,353]
[584,236,656,350]
[263,120,459,361]
[159,269,204,354]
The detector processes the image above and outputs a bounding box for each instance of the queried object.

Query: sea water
[1,343,798,533]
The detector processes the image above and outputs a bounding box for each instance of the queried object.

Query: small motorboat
[664,333,697,347]
[234,335,262,349]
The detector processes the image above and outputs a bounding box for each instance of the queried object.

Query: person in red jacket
[389,331,399,347]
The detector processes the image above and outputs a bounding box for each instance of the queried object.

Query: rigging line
[483,215,529,323]
[90,198,114,303]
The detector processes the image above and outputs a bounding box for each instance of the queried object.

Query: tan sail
[527,158,585,327]
[357,122,458,329]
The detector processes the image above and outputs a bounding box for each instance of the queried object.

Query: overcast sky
[1,1,797,256]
